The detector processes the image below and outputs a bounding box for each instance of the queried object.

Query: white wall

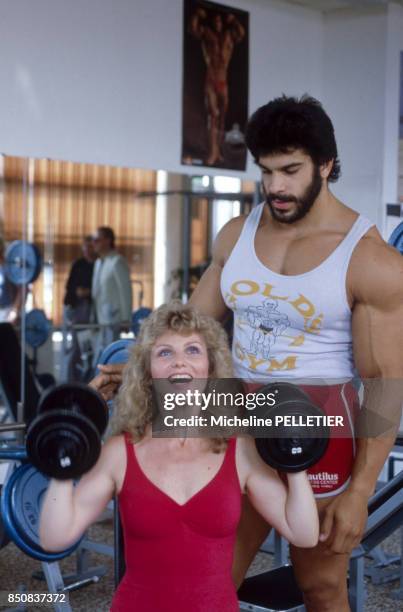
[245,0,323,133]
[0,0,322,177]
[322,7,387,226]
[383,4,403,239]
[1,0,402,232]
[322,3,403,234]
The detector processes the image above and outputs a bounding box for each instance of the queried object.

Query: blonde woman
[40,301,318,611]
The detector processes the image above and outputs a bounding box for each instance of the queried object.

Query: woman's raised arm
[39,435,124,551]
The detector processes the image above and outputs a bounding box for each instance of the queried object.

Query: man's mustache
[266,193,298,204]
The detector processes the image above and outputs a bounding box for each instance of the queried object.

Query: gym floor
[0,518,400,611]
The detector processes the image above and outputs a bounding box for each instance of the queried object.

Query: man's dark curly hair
[245,95,341,182]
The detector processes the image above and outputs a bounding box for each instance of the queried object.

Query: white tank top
[221,203,374,382]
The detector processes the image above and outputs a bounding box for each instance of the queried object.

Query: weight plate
[388,221,403,254]
[98,338,135,367]
[4,241,42,286]
[26,410,101,480]
[11,462,57,550]
[38,382,109,437]
[254,401,330,473]
[25,309,52,348]
[132,307,152,336]
[1,463,81,561]
[258,381,312,408]
[0,486,10,550]
[256,435,329,473]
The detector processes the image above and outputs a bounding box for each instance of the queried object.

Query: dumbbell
[253,382,330,472]
[26,383,108,480]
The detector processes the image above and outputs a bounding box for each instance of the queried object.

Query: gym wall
[0,0,402,230]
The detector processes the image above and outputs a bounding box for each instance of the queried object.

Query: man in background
[91,226,132,362]
[63,235,96,381]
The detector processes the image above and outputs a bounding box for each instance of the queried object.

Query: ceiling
[280,0,402,12]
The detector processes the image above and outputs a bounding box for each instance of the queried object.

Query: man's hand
[89,364,125,401]
[318,489,368,554]
[6,309,18,324]
[76,287,91,298]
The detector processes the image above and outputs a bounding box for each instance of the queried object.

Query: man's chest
[253,227,347,276]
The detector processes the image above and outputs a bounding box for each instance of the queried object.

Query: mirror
[0,154,256,407]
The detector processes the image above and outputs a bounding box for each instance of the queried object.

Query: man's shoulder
[350,228,403,304]
[77,257,94,270]
[108,251,127,265]
[72,256,87,268]
[212,214,246,265]
[109,253,131,281]
[214,212,250,263]
[219,213,248,237]
[353,226,398,265]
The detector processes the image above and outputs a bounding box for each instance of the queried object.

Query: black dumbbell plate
[26,410,101,480]
[38,383,108,436]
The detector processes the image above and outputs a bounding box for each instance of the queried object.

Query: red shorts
[206,77,227,95]
[244,381,360,497]
[300,383,359,497]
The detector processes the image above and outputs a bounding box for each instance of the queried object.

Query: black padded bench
[238,565,304,612]
[238,469,403,612]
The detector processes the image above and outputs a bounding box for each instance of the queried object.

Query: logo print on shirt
[246,299,290,359]
[225,280,325,373]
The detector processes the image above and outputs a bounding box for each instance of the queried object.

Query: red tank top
[111,434,242,611]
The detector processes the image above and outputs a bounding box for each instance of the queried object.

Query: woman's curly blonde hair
[109,301,234,451]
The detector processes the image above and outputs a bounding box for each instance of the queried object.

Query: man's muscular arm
[320,237,403,553]
[226,13,245,43]
[350,240,403,492]
[189,215,245,319]
[190,8,207,39]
